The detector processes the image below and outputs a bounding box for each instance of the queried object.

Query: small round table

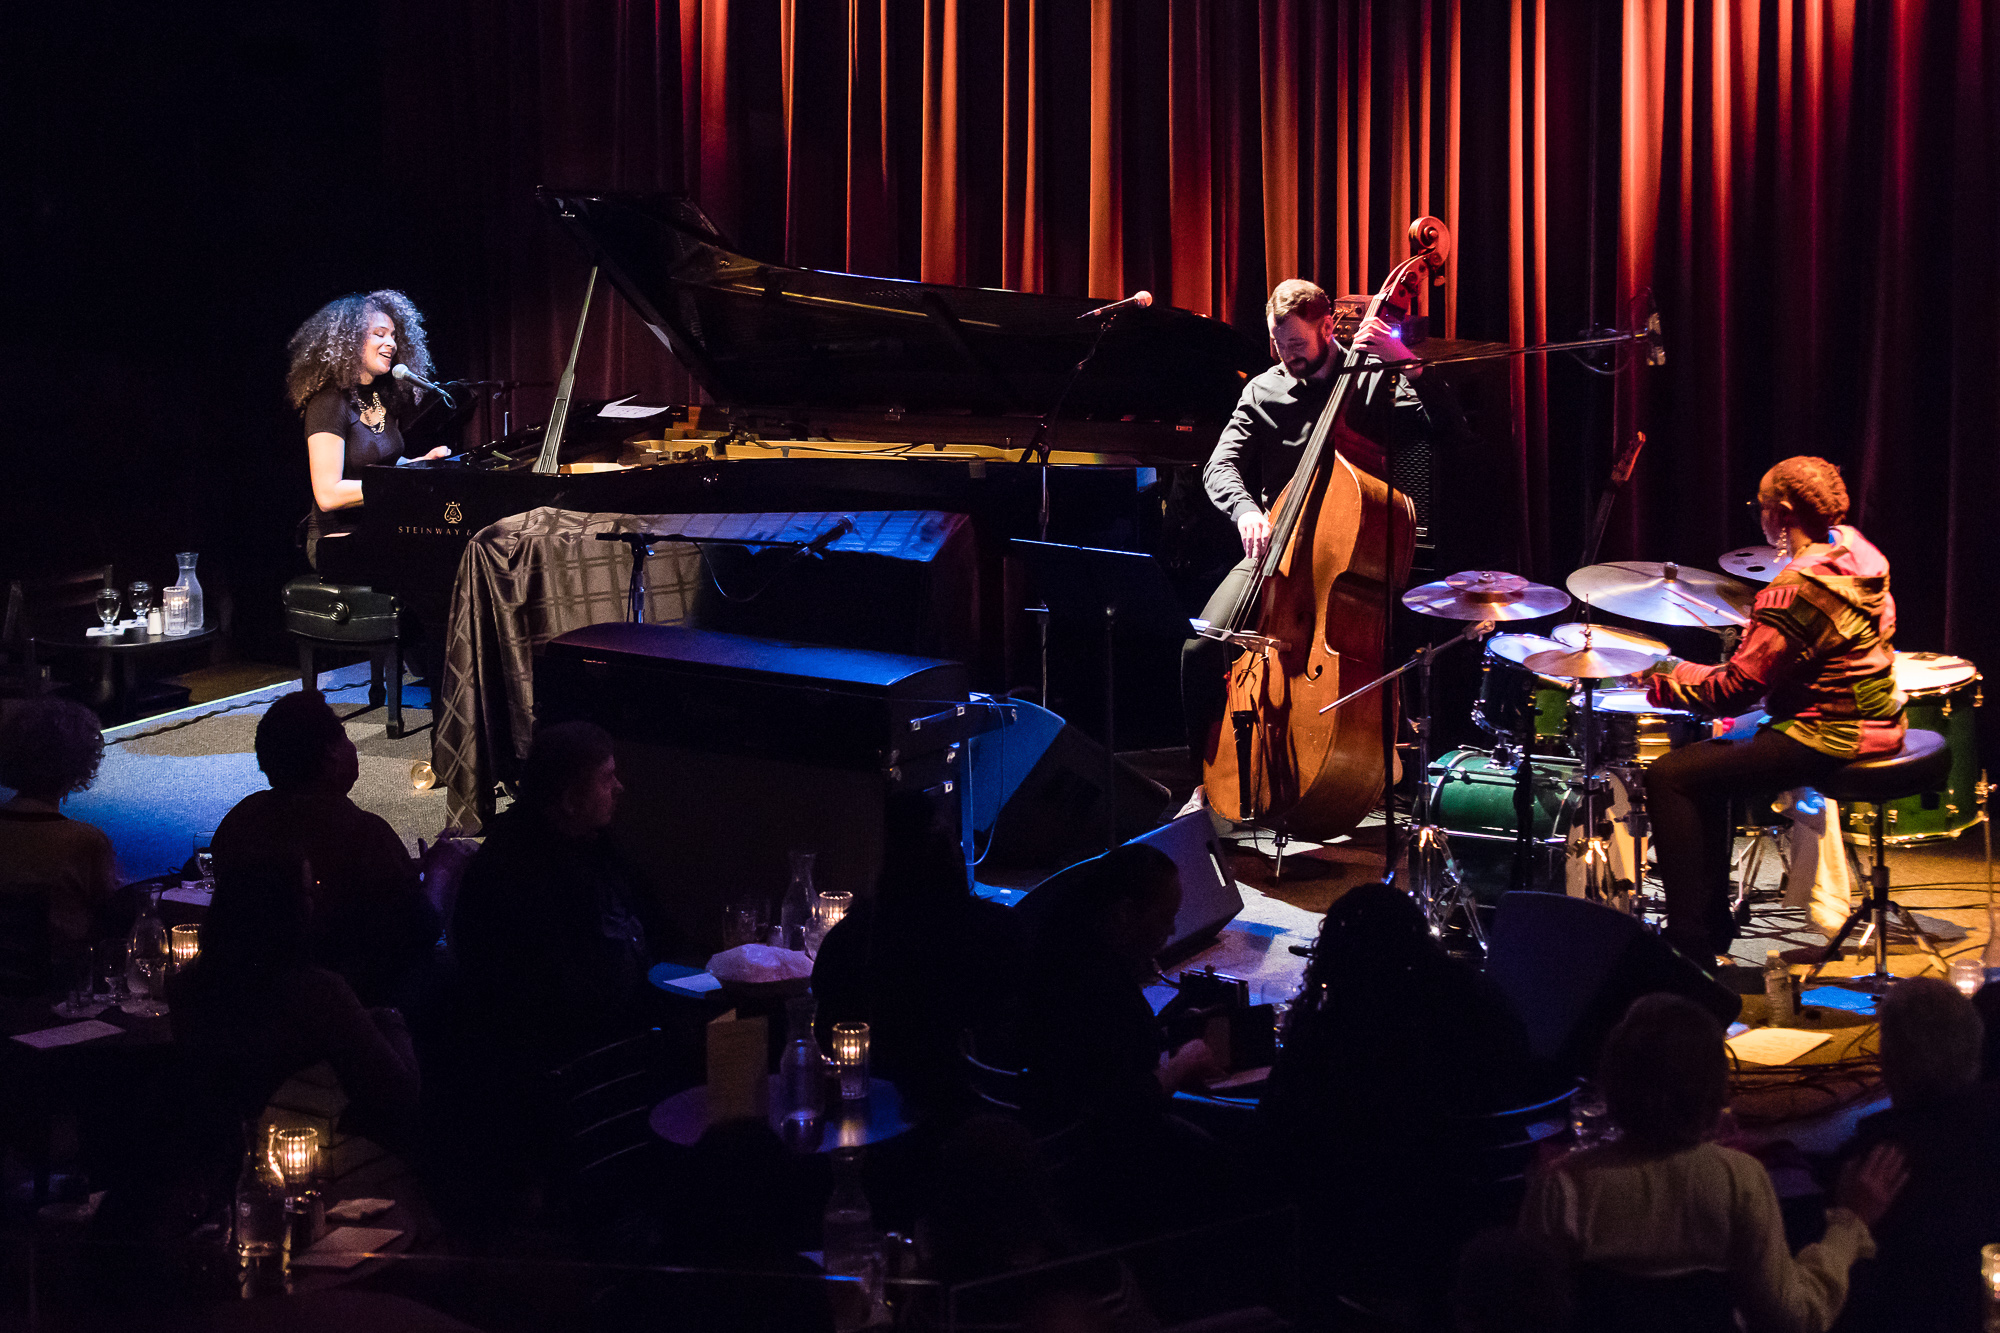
[36,622,222,720]
[650,1077,910,1153]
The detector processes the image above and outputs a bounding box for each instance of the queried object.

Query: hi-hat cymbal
[1550,621,1671,661]
[1565,561,1752,628]
[1522,645,1657,678]
[1402,569,1570,622]
[1718,545,1791,583]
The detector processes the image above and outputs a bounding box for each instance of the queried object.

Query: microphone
[1077,290,1153,321]
[391,362,457,407]
[803,516,857,558]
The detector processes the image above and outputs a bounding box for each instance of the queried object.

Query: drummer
[1639,456,1903,965]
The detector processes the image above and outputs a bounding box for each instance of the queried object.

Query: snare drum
[1570,688,1706,766]
[1842,651,1984,844]
[1474,635,1573,751]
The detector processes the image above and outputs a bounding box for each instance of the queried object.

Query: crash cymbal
[1565,561,1752,628]
[1402,569,1570,622]
[1487,633,1568,667]
[1522,645,1657,679]
[1718,545,1791,583]
[1550,621,1671,661]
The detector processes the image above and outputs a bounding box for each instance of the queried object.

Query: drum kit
[1395,548,1984,946]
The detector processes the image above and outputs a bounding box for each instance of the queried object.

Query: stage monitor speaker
[1485,891,1741,1078]
[1012,811,1243,962]
[966,697,1170,878]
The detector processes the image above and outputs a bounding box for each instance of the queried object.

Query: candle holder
[830,1022,870,1102]
[170,924,201,971]
[1951,957,1985,998]
[274,1127,324,1249]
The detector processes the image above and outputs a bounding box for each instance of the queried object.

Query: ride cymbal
[1565,561,1752,628]
[1550,621,1671,661]
[1718,545,1791,583]
[1521,645,1657,679]
[1402,569,1570,622]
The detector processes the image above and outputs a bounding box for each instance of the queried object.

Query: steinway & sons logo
[398,500,467,537]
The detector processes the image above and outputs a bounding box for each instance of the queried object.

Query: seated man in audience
[1020,842,1232,1239]
[811,791,1026,1113]
[0,697,121,964]
[450,720,657,1068]
[212,690,438,1007]
[1522,993,1905,1333]
[1834,977,2000,1333]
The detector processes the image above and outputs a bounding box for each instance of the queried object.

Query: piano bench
[283,576,405,739]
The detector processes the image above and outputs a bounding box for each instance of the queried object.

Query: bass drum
[1843,652,1984,844]
[1427,750,1644,907]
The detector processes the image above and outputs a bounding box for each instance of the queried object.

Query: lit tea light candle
[1952,957,1986,998]
[170,924,201,969]
[1983,1242,2000,1297]
[830,1022,870,1102]
[814,891,853,933]
[273,1127,320,1194]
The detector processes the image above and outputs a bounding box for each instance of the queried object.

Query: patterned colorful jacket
[1644,526,1904,758]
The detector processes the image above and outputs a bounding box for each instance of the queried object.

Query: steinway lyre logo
[443,501,463,525]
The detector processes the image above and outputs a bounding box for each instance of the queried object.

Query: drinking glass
[52,949,105,1019]
[722,898,770,949]
[162,586,190,636]
[95,587,122,628]
[1950,957,1985,998]
[94,939,131,1003]
[126,581,152,621]
[193,831,218,884]
[124,950,170,1018]
[1568,1083,1616,1150]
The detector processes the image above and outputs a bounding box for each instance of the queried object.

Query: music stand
[1012,540,1194,851]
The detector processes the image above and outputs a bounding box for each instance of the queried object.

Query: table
[36,621,222,720]
[3,988,176,1200]
[650,1076,910,1153]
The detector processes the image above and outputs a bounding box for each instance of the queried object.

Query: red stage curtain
[388,1,1998,741]
[1618,0,2000,737]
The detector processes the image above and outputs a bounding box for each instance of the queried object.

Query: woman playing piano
[284,289,449,580]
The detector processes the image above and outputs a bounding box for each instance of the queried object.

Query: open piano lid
[536,188,1266,423]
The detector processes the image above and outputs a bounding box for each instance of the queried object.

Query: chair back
[960,1031,1025,1114]
[0,884,54,996]
[542,1027,670,1237]
[1573,1264,1736,1333]
[1439,1082,1578,1227]
[2,566,114,696]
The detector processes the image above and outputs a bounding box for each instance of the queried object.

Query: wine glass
[126,581,152,623]
[95,586,122,628]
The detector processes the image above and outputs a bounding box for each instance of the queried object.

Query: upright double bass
[1199,219,1450,838]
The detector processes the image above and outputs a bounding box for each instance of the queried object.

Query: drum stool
[282,575,404,738]
[1803,729,1951,992]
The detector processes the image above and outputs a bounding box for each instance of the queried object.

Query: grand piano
[362,189,1268,688]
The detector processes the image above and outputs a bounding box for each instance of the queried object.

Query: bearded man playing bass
[1180,279,1467,799]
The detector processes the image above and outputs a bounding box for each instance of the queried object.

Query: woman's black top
[302,381,404,552]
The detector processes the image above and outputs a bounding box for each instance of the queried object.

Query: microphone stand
[1019,309,1126,707]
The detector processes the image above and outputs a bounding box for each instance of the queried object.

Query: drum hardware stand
[1804,803,1951,994]
[1315,619,1496,943]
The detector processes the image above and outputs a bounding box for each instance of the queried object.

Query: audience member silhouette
[0,697,120,978]
[1019,841,1231,1240]
[811,791,1026,1113]
[170,852,421,1168]
[1261,881,1533,1300]
[1521,993,1905,1333]
[211,689,438,1006]
[451,720,657,1067]
[1833,977,2000,1333]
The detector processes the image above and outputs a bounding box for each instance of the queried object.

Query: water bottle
[125,888,171,1016]
[173,552,204,631]
[235,1124,291,1276]
[776,994,826,1150]
[823,1147,885,1329]
[1764,950,1796,1025]
[780,850,816,952]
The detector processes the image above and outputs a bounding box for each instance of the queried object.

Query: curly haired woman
[0,697,119,950]
[285,290,450,577]
[1640,456,1903,965]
